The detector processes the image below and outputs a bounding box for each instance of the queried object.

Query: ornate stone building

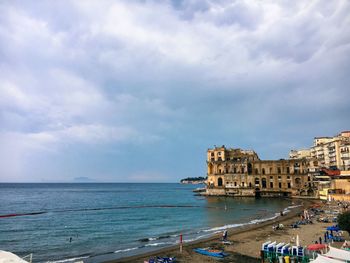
[206,145,313,197]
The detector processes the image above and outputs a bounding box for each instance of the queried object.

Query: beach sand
[109,201,349,263]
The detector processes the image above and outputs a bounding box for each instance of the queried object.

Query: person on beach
[222,230,228,241]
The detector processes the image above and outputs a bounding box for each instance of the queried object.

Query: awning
[0,251,29,263]
[324,246,350,261]
[310,254,345,263]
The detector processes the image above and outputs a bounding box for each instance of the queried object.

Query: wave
[114,246,140,254]
[144,242,173,247]
[138,235,171,242]
[202,203,301,233]
[46,256,89,263]
[49,202,302,262]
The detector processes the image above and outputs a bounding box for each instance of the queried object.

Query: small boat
[193,248,228,258]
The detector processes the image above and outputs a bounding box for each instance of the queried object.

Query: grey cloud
[0,0,349,182]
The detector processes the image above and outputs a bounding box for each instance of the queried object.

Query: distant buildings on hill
[205,131,350,201]
[180,177,206,184]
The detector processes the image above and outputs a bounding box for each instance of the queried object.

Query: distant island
[180,177,207,184]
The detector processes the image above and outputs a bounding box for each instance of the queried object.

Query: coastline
[104,199,315,263]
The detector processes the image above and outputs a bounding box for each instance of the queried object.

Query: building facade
[290,131,350,170]
[206,146,313,197]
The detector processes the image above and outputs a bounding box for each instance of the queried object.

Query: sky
[0,0,349,182]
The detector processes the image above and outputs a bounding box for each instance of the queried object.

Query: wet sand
[108,200,345,263]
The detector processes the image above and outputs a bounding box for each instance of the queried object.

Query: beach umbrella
[296,235,300,247]
[326,226,340,231]
[307,244,328,251]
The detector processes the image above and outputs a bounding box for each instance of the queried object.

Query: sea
[0,183,300,262]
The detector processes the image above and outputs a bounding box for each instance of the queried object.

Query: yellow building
[206,146,313,197]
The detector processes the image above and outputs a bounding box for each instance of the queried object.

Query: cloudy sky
[0,0,349,182]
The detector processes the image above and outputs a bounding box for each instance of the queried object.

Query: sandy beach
[109,200,349,263]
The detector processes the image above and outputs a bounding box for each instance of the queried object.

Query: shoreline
[104,199,315,263]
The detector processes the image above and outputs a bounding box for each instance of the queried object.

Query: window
[277,167,281,174]
[255,168,259,174]
[286,167,290,174]
[211,152,214,157]
[262,168,265,175]
[270,167,273,174]
[255,178,260,185]
[270,176,273,180]
[287,182,291,188]
[218,177,223,186]
[234,167,237,173]
[249,182,252,187]
[218,152,221,156]
[241,167,244,173]
[262,178,267,188]
[287,176,290,179]
[242,182,245,187]
[270,182,273,188]
[278,176,281,180]
[278,182,282,188]
[234,182,237,186]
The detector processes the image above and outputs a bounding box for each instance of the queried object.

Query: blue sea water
[0,183,298,262]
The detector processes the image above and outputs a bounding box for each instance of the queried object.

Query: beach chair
[291,246,303,256]
[276,242,285,255]
[282,244,290,256]
[297,246,304,257]
[267,241,276,252]
[267,242,277,263]
[262,241,271,251]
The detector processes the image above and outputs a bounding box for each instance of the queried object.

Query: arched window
[262,178,267,188]
[218,177,223,186]
[247,163,252,175]
[262,168,265,175]
[208,163,213,174]
[255,177,260,186]
[255,168,259,174]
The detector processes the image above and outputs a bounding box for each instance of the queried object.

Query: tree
[338,211,350,235]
